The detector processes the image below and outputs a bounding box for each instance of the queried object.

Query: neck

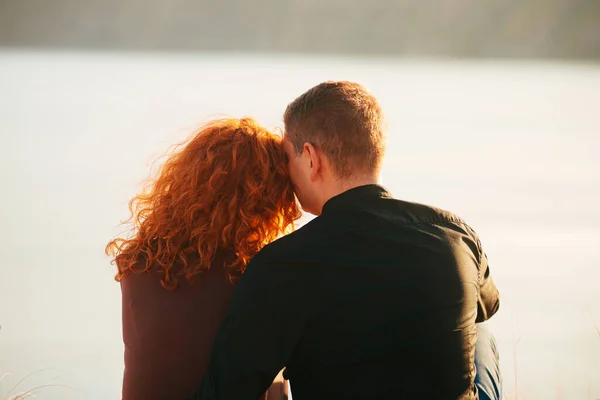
[316,173,379,214]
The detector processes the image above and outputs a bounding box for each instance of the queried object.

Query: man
[190,81,502,399]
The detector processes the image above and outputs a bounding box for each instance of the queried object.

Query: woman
[106,117,301,399]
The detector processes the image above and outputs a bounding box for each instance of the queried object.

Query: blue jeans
[474,323,503,400]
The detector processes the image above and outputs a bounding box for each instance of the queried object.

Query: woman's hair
[105,117,301,290]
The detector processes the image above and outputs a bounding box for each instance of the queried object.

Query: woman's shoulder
[120,250,236,296]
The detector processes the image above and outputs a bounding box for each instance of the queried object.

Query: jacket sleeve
[187,256,309,400]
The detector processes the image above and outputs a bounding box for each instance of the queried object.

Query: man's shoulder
[379,196,486,243]
[253,217,328,264]
[383,196,467,227]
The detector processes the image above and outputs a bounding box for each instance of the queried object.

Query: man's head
[283,81,386,215]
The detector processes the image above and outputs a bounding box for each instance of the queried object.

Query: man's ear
[303,142,322,182]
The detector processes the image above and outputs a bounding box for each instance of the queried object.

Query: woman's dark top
[120,253,238,399]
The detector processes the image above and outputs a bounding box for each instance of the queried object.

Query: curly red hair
[105,117,301,290]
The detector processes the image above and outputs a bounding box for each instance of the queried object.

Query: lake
[0,50,599,399]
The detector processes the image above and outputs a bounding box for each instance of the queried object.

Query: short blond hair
[283,81,386,178]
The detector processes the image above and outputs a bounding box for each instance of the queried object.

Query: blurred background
[1,1,599,399]
[1,0,599,57]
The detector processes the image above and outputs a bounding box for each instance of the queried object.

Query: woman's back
[106,118,300,398]
[121,253,235,399]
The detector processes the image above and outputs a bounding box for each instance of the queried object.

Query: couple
[106,81,502,399]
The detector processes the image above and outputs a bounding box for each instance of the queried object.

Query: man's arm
[476,249,500,322]
[188,256,310,400]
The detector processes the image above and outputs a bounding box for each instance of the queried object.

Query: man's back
[193,185,500,399]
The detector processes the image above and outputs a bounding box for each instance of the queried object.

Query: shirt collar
[321,184,392,215]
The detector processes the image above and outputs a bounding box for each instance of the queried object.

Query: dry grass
[505,312,600,400]
[0,369,82,400]
[511,313,522,400]
[588,307,600,339]
[588,309,600,400]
